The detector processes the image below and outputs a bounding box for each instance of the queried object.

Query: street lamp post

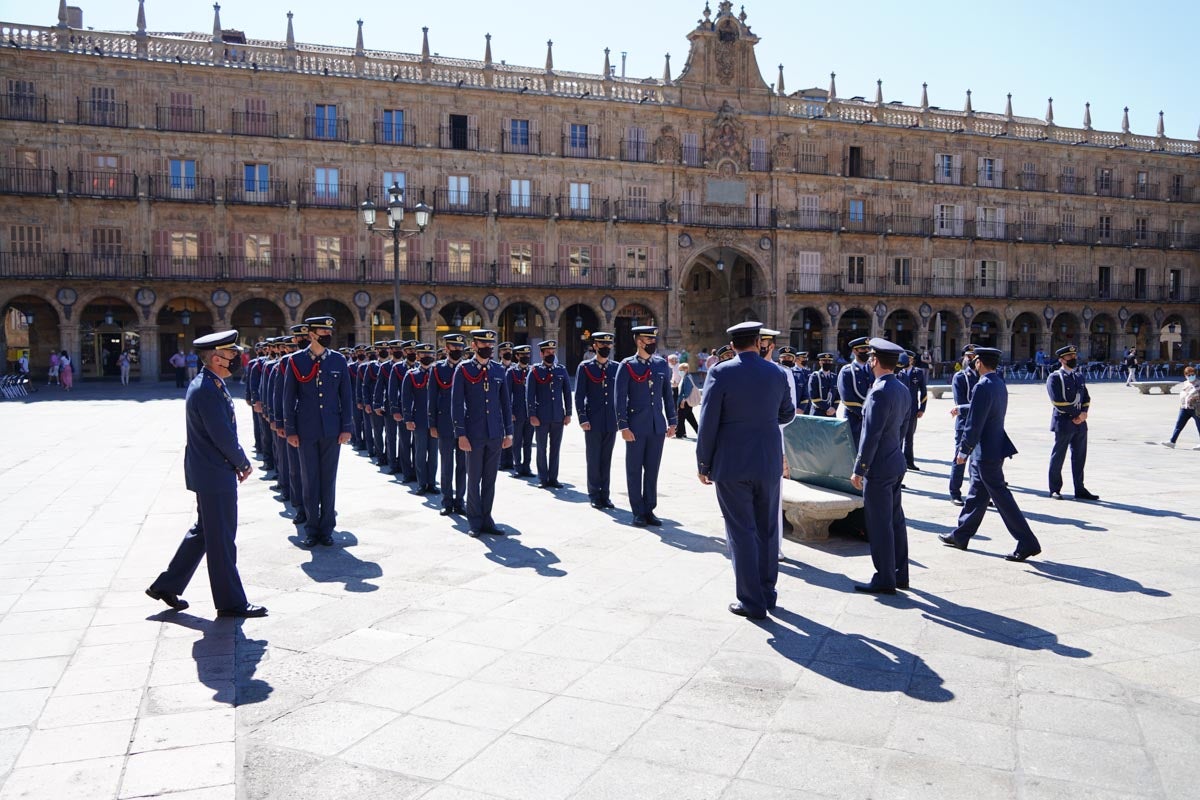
[361,182,432,339]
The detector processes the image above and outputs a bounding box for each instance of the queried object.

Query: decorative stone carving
[705,101,747,169]
[655,124,681,165]
[771,132,793,166]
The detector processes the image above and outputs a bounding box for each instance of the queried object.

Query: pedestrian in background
[59,350,73,390]
[118,350,131,385]
[675,363,700,439]
[169,350,187,388]
[1124,347,1139,386]
[185,350,199,381]
[48,351,59,385]
[1161,366,1200,449]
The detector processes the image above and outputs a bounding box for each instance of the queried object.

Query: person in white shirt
[1161,367,1200,449]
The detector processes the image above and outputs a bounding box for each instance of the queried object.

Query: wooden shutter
[228,232,245,258]
[498,241,510,271]
[558,243,570,267]
[152,229,169,256]
[407,235,421,266]
[300,234,315,265]
[472,238,483,267]
[435,238,448,266]
[533,242,545,267]
[592,244,604,269]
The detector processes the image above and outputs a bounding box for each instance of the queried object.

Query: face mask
[781,358,796,367]
[518,356,530,365]
[217,354,240,375]
[476,347,493,360]
[596,346,611,359]
[448,349,463,361]
[1064,358,1078,369]
[643,343,657,356]
[543,354,555,365]
[759,347,769,358]
[315,335,333,348]
[855,351,869,363]
[820,362,833,371]
[419,356,434,366]
[501,353,512,362]
[404,353,415,363]
[1188,376,1198,383]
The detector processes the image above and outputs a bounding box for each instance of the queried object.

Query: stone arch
[787,305,827,355]
[1158,315,1186,360]
[883,307,920,351]
[614,300,659,359]
[1051,311,1082,354]
[302,298,355,348]
[2,295,61,379]
[496,295,545,348]
[970,310,1003,349]
[230,297,288,344]
[561,303,601,370]
[836,307,870,355]
[371,299,420,341]
[679,244,771,346]
[1011,311,1042,362]
[79,295,141,379]
[1088,313,1118,362]
[927,308,965,367]
[438,301,484,336]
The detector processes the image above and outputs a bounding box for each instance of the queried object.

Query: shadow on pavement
[1026,561,1171,596]
[477,529,566,577]
[149,612,273,706]
[293,531,382,593]
[646,518,729,554]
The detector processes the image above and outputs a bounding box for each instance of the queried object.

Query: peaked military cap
[760,328,781,340]
[415,342,435,354]
[974,347,1003,359]
[305,315,336,329]
[372,340,389,348]
[898,352,911,367]
[867,337,904,356]
[817,352,836,360]
[443,333,467,346]
[848,336,871,350]
[401,340,419,349]
[1056,345,1078,358]
[513,344,532,354]
[471,329,498,343]
[905,350,917,358]
[591,331,614,343]
[194,330,242,352]
[777,345,796,356]
[962,343,977,355]
[353,344,367,351]
[498,341,514,350]
[797,351,809,358]
[289,323,310,335]
[630,325,659,338]
[726,320,763,336]
[538,339,558,349]
[715,344,735,360]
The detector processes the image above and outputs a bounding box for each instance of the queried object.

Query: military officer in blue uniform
[279,327,312,525]
[615,325,676,526]
[575,332,619,509]
[940,347,1043,561]
[901,349,928,470]
[146,331,266,618]
[506,345,535,477]
[266,336,297,505]
[374,340,402,475]
[778,347,809,416]
[245,341,267,458]
[402,342,438,494]
[808,353,840,416]
[849,339,912,595]
[838,337,874,444]
[1046,344,1099,500]
[283,316,354,547]
[430,333,468,515]
[948,344,979,505]
[360,342,388,462]
[695,322,796,620]
[258,338,283,480]
[527,339,572,489]
[396,340,420,481]
[451,330,513,536]
[794,351,813,415]
[348,344,367,450]
[498,342,516,470]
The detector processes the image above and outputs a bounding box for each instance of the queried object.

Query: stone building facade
[1,1,1197,379]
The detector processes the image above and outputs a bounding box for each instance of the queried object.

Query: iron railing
[0,167,57,195]
[230,110,279,137]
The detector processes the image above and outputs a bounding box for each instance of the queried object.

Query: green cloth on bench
[783,415,858,494]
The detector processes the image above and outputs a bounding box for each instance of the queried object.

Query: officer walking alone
[614,325,676,527]
[146,331,266,618]
[575,332,618,509]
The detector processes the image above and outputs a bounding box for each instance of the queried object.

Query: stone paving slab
[0,380,1199,798]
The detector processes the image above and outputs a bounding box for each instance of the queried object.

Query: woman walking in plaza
[47,351,59,385]
[1161,366,1199,449]
[118,350,131,385]
[58,350,73,390]
[675,363,700,438]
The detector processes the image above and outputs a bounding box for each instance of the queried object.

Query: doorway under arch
[561,303,600,370]
[303,299,356,347]
[615,302,655,360]
[788,307,824,355]
[883,309,917,351]
[836,308,870,355]
[1011,312,1041,363]
[231,298,287,345]
[1051,312,1081,354]
[3,296,60,379]
[371,300,419,342]
[80,297,140,379]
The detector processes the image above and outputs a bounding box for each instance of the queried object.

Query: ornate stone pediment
[655,124,681,165]
[676,1,772,113]
[705,101,747,170]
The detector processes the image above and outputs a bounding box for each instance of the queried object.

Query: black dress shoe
[896,582,910,590]
[938,533,968,550]
[269,484,282,492]
[631,515,650,527]
[854,584,897,595]
[590,500,605,509]
[480,525,506,536]
[602,500,615,509]
[547,480,564,488]
[300,535,320,548]
[1005,547,1042,562]
[1074,490,1100,501]
[468,529,482,538]
[454,502,467,514]
[319,533,335,546]
[907,464,921,471]
[1048,491,1063,500]
[440,506,456,516]
[293,514,308,526]
[728,602,767,620]
[217,604,268,618]
[145,587,189,610]
[538,481,550,489]
[645,514,663,527]
[950,496,965,506]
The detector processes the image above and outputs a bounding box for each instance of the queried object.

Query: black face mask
[820,362,834,372]
[643,343,658,356]
[406,353,417,363]
[781,358,796,367]
[1064,358,1078,369]
[596,346,611,359]
[759,347,769,358]
[501,353,512,362]
[518,356,530,365]
[419,356,434,366]
[476,347,493,360]
[543,354,556,365]
[316,335,333,348]
[217,353,241,375]
[448,349,463,361]
[854,351,869,363]
[356,354,366,361]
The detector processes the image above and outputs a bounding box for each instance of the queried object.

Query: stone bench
[1133,381,1178,395]
[927,384,952,399]
[781,479,863,541]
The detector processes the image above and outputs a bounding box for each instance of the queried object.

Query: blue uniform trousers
[271,433,290,498]
[413,427,438,489]
[251,412,263,454]
[511,417,533,472]
[286,439,304,509]
[370,413,385,462]
[846,413,863,446]
[948,424,967,499]
[151,491,247,611]
[584,429,616,502]
[256,416,274,468]
[299,436,341,538]
[465,437,502,530]
[949,458,1040,554]
[904,416,919,467]
[438,436,466,509]
[862,472,909,590]
[351,404,365,449]
[714,478,780,616]
[534,422,564,483]
[1049,421,1088,494]
[383,416,398,471]
[625,435,665,517]
[398,423,415,479]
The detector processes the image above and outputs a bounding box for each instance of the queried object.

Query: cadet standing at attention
[527,339,572,489]
[279,327,310,527]
[430,334,468,516]
[849,338,912,595]
[146,331,266,618]
[401,342,438,494]
[245,342,266,459]
[360,342,388,463]
[1046,344,1099,501]
[838,337,874,444]
[777,347,808,416]
[498,342,516,471]
[348,344,367,450]
[948,344,978,505]
[695,322,795,620]
[575,332,618,509]
[395,340,420,482]
[808,353,840,417]
[506,345,535,477]
[283,316,353,547]
[451,330,513,536]
[375,340,402,475]
[614,325,676,527]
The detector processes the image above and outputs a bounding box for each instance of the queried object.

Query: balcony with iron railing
[554,195,609,221]
[0,92,48,122]
[932,165,963,185]
[843,156,876,179]
[562,134,603,159]
[496,193,551,218]
[795,154,829,175]
[374,121,416,146]
[0,167,57,196]
[1014,172,1047,191]
[433,188,489,215]
[77,98,128,128]
[1058,175,1088,194]
[614,200,669,224]
[1094,178,1124,198]
[148,174,215,203]
[749,151,771,172]
[1132,182,1159,200]
[67,169,137,199]
[620,139,653,163]
[439,126,479,151]
[885,214,934,236]
[297,181,358,209]
[155,105,206,133]
[682,145,704,167]
[889,161,922,182]
[1168,183,1193,202]
[500,131,540,155]
[976,167,1005,188]
[230,110,279,137]
[304,115,350,141]
[223,177,290,205]
[680,203,773,229]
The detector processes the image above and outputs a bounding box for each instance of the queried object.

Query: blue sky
[13,0,1198,138]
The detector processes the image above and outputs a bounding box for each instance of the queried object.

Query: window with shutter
[682,132,701,166]
[510,243,532,276]
[794,251,820,291]
[624,246,647,280]
[510,179,532,209]
[447,241,471,275]
[315,236,341,270]
[244,233,272,267]
[569,245,591,281]
[91,227,121,258]
[846,255,865,286]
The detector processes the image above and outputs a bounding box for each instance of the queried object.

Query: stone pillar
[59,323,80,380]
[998,326,1013,363]
[353,323,371,349]
[822,323,839,354]
[1038,328,1053,360]
[139,323,160,381]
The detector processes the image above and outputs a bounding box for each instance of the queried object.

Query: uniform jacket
[527,361,571,423]
[359,358,384,407]
[791,365,812,410]
[1046,367,1091,431]
[853,373,911,480]
[347,359,361,401]
[282,348,353,439]
[951,366,979,430]
[838,361,874,417]
[575,359,619,434]
[808,369,840,416]
[614,354,677,435]
[375,358,398,410]
[400,364,432,427]
[245,357,263,404]
[185,367,250,493]
[451,358,513,441]
[506,364,531,421]
[267,355,288,426]
[961,372,1020,461]
[385,360,411,415]
[902,365,928,416]
[258,357,278,422]
[428,358,460,436]
[695,351,795,481]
